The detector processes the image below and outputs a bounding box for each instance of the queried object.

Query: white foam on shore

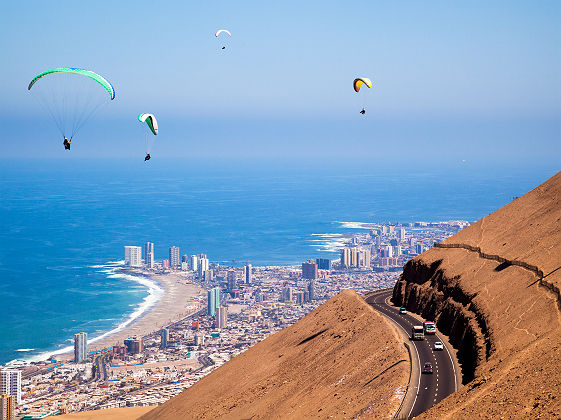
[309,233,349,252]
[337,221,373,229]
[16,349,35,352]
[22,264,163,364]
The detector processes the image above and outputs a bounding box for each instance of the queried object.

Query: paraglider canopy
[215,29,232,37]
[29,68,115,100]
[28,67,115,142]
[353,77,372,92]
[138,113,158,136]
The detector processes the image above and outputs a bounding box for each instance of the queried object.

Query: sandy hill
[393,171,561,418]
[137,289,408,419]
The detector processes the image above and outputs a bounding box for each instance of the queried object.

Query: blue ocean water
[0,158,557,365]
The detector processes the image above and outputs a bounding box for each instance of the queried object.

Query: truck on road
[412,325,424,340]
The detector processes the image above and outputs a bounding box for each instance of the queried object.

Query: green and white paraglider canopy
[28,67,115,141]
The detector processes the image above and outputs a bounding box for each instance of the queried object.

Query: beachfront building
[169,246,180,268]
[0,370,21,404]
[198,257,209,278]
[144,242,154,268]
[207,287,221,317]
[216,306,228,329]
[244,264,252,285]
[124,336,144,354]
[160,328,169,349]
[190,254,198,271]
[0,394,15,420]
[315,258,332,270]
[74,332,87,364]
[124,246,142,267]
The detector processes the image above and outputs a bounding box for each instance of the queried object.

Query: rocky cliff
[393,171,561,418]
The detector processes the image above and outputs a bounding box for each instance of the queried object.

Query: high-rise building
[144,242,154,268]
[397,228,406,242]
[190,254,198,271]
[0,370,21,404]
[207,287,221,316]
[216,306,228,329]
[281,286,294,302]
[415,244,425,254]
[124,246,142,267]
[182,254,189,263]
[162,259,170,269]
[160,328,169,349]
[145,252,154,269]
[124,336,144,354]
[357,249,371,268]
[302,261,319,279]
[0,394,15,420]
[295,291,305,304]
[227,270,236,291]
[74,332,87,364]
[308,280,316,300]
[198,257,209,277]
[341,248,370,268]
[169,246,180,268]
[244,264,252,285]
[315,258,332,270]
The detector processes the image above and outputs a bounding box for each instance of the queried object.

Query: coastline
[53,267,205,362]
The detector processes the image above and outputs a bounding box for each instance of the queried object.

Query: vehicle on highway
[399,307,407,314]
[412,325,425,340]
[423,321,436,334]
[422,362,433,374]
[433,341,444,351]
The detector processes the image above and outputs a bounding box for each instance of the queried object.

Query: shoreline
[81,267,206,357]
[17,265,206,364]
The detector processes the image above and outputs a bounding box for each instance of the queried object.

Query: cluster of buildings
[338,221,470,270]
[3,221,469,418]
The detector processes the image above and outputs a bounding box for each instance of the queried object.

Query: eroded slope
[140,290,409,420]
[393,171,561,418]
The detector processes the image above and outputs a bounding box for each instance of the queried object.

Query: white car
[433,341,444,351]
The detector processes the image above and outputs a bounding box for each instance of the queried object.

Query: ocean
[0,157,557,365]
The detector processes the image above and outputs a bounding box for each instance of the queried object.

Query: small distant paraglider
[138,113,158,162]
[215,29,231,50]
[353,77,372,115]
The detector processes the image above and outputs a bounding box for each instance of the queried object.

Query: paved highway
[367,290,459,418]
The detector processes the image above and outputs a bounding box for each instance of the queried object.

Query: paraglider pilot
[144,153,151,161]
[63,137,71,150]
[360,108,366,115]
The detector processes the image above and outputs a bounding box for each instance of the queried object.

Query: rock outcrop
[393,171,561,418]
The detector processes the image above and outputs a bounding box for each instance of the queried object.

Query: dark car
[399,307,407,314]
[422,362,433,374]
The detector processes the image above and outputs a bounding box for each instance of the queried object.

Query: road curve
[366,290,459,418]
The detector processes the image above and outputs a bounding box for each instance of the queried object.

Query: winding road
[366,290,461,418]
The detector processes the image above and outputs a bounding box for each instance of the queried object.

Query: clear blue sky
[1,1,559,163]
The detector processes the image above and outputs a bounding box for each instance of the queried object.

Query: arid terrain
[393,171,561,418]
[139,289,409,419]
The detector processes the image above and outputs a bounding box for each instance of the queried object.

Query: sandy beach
[58,269,205,360]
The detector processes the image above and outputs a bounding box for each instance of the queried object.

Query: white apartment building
[124,246,142,267]
[74,332,87,364]
[0,370,21,404]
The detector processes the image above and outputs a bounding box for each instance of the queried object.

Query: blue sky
[1,1,559,162]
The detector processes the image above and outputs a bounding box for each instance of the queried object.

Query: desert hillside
[393,171,561,418]
[139,289,408,419]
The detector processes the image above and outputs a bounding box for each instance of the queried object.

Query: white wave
[88,260,124,269]
[24,264,164,363]
[337,221,374,229]
[16,348,35,352]
[308,234,350,253]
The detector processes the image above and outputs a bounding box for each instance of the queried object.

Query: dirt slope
[140,289,409,420]
[393,171,561,418]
